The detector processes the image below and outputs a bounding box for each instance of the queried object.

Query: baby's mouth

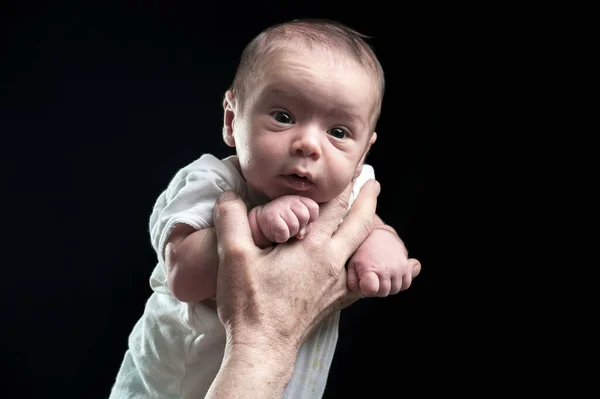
[282,173,315,191]
[291,173,310,182]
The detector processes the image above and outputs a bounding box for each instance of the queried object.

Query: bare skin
[205,180,421,398]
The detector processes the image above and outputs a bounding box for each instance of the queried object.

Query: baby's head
[222,18,385,203]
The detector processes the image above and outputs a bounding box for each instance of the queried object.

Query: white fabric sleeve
[148,154,242,266]
[349,163,376,209]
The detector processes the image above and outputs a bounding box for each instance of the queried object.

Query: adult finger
[212,191,257,259]
[309,183,354,239]
[330,179,380,262]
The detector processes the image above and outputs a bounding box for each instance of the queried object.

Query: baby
[110,18,415,399]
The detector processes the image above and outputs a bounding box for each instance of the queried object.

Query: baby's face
[224,46,377,203]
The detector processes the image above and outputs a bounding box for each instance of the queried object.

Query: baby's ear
[354,132,377,178]
[222,90,237,147]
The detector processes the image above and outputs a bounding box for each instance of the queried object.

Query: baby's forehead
[262,41,363,71]
[256,46,375,93]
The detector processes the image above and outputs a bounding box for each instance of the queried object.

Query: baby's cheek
[328,175,354,200]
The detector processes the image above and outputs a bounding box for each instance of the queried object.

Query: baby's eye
[328,127,347,139]
[272,111,294,124]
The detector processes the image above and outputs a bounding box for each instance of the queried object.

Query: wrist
[372,223,397,236]
[225,341,296,387]
[371,225,408,257]
[206,341,296,398]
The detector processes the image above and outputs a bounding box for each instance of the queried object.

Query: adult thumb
[212,191,255,259]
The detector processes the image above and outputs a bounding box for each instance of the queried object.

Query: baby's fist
[252,195,319,245]
[347,228,415,297]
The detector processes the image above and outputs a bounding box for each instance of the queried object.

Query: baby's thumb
[358,271,380,297]
[347,263,360,293]
[408,258,422,278]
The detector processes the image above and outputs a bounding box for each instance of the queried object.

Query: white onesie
[109,153,375,399]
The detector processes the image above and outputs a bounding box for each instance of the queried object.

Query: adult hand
[205,179,385,398]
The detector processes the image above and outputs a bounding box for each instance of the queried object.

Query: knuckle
[214,201,235,220]
[224,243,250,263]
[292,208,309,226]
[300,196,318,207]
[300,198,319,219]
[283,195,298,206]
[272,224,287,236]
[326,261,340,279]
[305,231,329,249]
[288,218,300,233]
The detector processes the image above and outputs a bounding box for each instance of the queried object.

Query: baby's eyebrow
[264,87,300,101]
[262,85,366,129]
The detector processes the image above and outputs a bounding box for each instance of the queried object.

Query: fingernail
[217,191,239,204]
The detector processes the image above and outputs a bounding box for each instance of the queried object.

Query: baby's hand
[347,228,414,297]
[249,195,319,247]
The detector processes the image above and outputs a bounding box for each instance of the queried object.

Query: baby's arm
[347,214,414,297]
[164,224,220,303]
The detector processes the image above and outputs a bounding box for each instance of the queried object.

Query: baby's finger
[389,274,403,295]
[295,226,307,239]
[376,277,391,298]
[347,264,360,293]
[298,197,319,223]
[401,273,413,291]
[289,199,311,227]
[279,209,300,239]
[297,221,316,239]
[270,215,293,243]
[358,271,380,297]
[409,259,421,278]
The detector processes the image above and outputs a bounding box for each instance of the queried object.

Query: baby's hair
[229,18,385,130]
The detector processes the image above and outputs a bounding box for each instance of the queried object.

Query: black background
[1,1,482,398]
